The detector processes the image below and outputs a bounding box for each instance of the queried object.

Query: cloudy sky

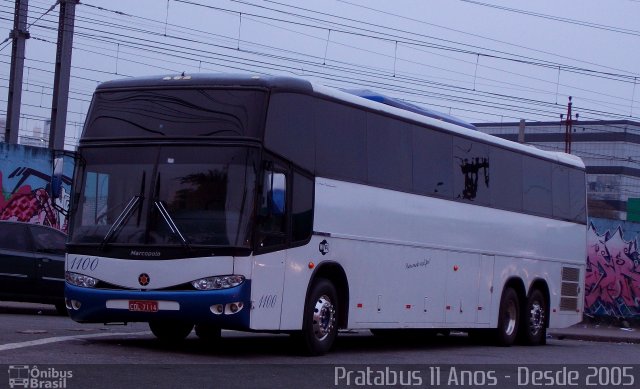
[1,0,639,149]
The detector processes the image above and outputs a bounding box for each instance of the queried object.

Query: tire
[495,287,520,346]
[149,321,193,342]
[195,324,221,342]
[300,278,339,356]
[521,289,547,346]
[54,302,68,316]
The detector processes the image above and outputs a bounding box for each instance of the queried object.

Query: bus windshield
[70,145,258,249]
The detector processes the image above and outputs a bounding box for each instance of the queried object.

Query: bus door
[249,161,288,329]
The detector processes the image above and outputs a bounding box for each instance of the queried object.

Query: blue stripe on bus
[65,280,251,329]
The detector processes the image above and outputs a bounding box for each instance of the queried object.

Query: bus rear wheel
[495,287,520,346]
[521,289,547,346]
[149,321,193,342]
[300,278,339,356]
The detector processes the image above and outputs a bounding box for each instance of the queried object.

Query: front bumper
[65,281,251,329]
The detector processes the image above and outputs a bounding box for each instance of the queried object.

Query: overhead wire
[224,0,640,81]
[335,0,639,77]
[459,0,640,38]
[60,2,632,121]
[3,0,640,148]
[67,1,640,115]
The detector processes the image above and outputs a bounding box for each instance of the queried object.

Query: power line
[336,0,639,77]
[64,1,640,122]
[459,0,640,38]
[5,0,640,149]
[71,5,640,122]
[224,0,640,81]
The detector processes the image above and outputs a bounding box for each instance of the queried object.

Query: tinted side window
[552,165,571,220]
[412,127,453,198]
[523,156,552,216]
[291,172,314,243]
[0,224,31,251]
[31,226,66,254]
[367,113,412,191]
[569,168,587,223]
[258,162,288,248]
[491,147,522,211]
[453,139,490,205]
[315,100,367,182]
[264,93,315,172]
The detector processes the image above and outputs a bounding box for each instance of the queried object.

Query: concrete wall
[586,217,640,320]
[0,143,73,233]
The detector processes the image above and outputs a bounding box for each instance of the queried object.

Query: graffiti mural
[0,144,73,233]
[585,220,640,319]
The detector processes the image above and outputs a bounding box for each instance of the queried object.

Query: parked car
[0,221,67,314]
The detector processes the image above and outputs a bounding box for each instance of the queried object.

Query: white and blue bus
[65,74,586,355]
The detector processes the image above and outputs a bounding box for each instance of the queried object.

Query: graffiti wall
[0,143,74,233]
[585,217,640,319]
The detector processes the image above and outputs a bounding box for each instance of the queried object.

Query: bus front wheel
[300,278,339,356]
[195,324,221,342]
[495,287,520,346]
[149,321,193,342]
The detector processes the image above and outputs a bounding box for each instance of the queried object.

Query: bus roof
[342,89,477,131]
[95,73,585,169]
[95,73,315,92]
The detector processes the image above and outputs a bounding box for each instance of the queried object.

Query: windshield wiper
[99,195,143,250]
[99,172,146,250]
[154,200,192,250]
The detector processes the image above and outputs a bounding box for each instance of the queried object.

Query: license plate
[128,300,158,312]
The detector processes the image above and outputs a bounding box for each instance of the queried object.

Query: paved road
[1,303,639,388]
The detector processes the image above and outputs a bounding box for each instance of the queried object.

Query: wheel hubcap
[312,294,336,341]
[529,302,545,336]
[504,300,517,336]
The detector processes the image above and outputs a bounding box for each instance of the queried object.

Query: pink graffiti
[585,224,640,318]
[0,171,65,231]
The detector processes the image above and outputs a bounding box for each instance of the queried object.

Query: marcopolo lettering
[130,250,161,257]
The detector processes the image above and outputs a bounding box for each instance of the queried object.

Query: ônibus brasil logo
[8,365,73,388]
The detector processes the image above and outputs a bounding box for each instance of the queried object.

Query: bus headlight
[191,275,245,290]
[65,271,98,288]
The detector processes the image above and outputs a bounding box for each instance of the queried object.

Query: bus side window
[258,166,287,247]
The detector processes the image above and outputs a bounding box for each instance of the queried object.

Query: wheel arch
[501,277,527,315]
[306,261,350,329]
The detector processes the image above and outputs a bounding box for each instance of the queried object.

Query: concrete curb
[548,323,640,344]
[549,332,640,344]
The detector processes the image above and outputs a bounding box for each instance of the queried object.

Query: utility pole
[5,0,30,144]
[563,96,578,154]
[517,119,525,143]
[49,0,79,150]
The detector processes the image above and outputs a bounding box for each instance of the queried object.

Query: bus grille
[559,266,580,311]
